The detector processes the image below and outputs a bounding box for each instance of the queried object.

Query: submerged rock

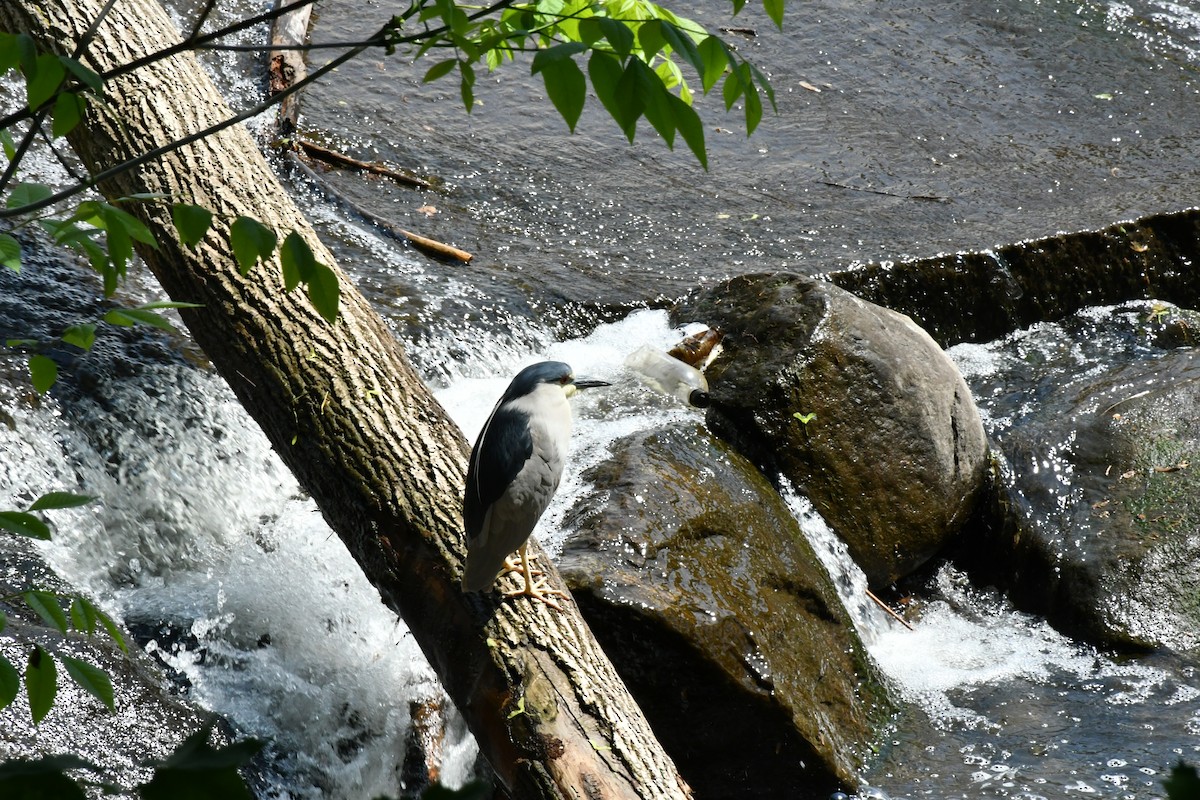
[558,423,896,799]
[675,273,989,586]
[953,302,1200,654]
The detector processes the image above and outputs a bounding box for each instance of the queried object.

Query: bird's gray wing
[463,404,533,540]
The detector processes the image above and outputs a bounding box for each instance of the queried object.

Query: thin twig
[187,0,221,43]
[819,179,950,204]
[297,140,433,189]
[289,154,472,262]
[866,588,914,631]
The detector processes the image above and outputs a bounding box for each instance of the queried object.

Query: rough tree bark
[0,1,693,797]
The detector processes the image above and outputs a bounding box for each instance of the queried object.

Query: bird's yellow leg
[502,542,568,610]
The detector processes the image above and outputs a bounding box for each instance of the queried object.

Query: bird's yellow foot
[503,578,569,611]
[502,553,544,578]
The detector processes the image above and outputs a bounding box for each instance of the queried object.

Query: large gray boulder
[675,273,989,586]
[558,423,896,799]
[956,303,1200,653]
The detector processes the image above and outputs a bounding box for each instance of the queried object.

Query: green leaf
[577,17,604,46]
[742,68,763,134]
[588,51,624,129]
[0,33,23,75]
[597,17,635,58]
[722,59,745,109]
[696,35,730,94]
[6,182,53,211]
[531,41,588,74]
[533,46,587,132]
[91,603,127,653]
[9,33,38,76]
[160,726,264,771]
[762,0,784,29]
[0,753,94,796]
[0,511,51,540]
[141,724,262,800]
[51,92,87,138]
[460,60,476,112]
[588,52,643,141]
[423,59,458,83]
[229,216,277,275]
[60,655,115,712]
[103,217,133,279]
[104,307,177,332]
[638,19,667,59]
[0,233,20,271]
[60,57,104,94]
[28,491,95,511]
[118,192,169,203]
[305,263,341,324]
[172,203,214,249]
[279,233,339,321]
[612,61,646,142]
[23,591,69,634]
[25,53,67,110]
[29,354,57,394]
[100,203,156,245]
[0,652,18,710]
[420,781,491,800]
[1166,762,1200,800]
[0,129,15,161]
[25,645,58,724]
[660,22,705,80]
[139,300,203,311]
[630,59,675,146]
[669,93,707,169]
[749,60,777,112]
[62,323,97,351]
[70,597,96,634]
[0,755,93,800]
[279,231,313,292]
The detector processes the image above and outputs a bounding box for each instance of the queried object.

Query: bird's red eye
[559,375,572,385]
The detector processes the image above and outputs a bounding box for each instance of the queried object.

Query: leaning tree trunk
[0,2,692,797]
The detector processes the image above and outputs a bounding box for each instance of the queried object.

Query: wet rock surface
[675,273,989,586]
[558,423,894,798]
[0,538,212,793]
[950,302,1200,654]
[829,209,1200,348]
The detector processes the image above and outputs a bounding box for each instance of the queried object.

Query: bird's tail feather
[461,555,500,593]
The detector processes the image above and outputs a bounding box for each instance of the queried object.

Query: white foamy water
[1,364,477,799]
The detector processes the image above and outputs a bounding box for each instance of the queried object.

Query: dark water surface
[302,0,1200,321]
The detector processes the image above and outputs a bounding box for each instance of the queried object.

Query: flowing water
[4,0,1200,797]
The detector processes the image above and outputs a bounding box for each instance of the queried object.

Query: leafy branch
[0,491,127,724]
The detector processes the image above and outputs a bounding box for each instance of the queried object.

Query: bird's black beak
[573,379,611,390]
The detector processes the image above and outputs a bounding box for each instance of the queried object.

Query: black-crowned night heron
[462,361,609,609]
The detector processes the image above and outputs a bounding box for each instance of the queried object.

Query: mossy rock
[559,422,896,798]
[675,273,988,586]
[956,303,1200,654]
